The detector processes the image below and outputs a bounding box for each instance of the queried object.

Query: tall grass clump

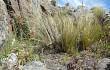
[34,6,77,53]
[33,5,103,53]
[76,12,102,50]
[53,11,77,52]
[56,8,102,52]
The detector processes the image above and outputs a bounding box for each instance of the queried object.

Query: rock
[97,58,110,70]
[57,66,67,70]
[50,0,56,6]
[23,61,49,70]
[0,53,18,70]
[105,61,110,70]
[64,3,74,16]
[41,53,68,70]
[19,65,24,70]
[45,59,61,70]
[0,40,6,50]
[7,53,18,70]
[0,0,10,48]
[67,52,97,70]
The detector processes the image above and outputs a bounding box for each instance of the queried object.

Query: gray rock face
[23,61,49,70]
[0,0,9,48]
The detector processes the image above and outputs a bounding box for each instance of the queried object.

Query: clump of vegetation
[77,13,102,50]
[14,44,38,65]
[36,6,103,53]
[90,6,110,59]
[0,34,38,66]
[1,1,110,70]
[102,23,110,43]
[0,34,17,58]
[52,11,77,52]
[13,16,30,40]
[1,4,110,64]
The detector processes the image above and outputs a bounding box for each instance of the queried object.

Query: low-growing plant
[16,44,37,65]
[0,34,17,58]
[0,35,38,66]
